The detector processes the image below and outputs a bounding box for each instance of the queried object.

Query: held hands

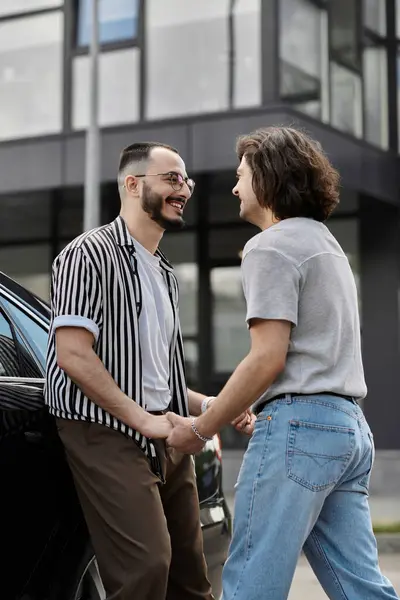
[231,410,257,436]
[207,398,256,437]
[141,413,173,439]
[141,401,257,455]
[166,413,205,454]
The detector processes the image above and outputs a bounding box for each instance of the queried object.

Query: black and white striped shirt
[45,216,189,480]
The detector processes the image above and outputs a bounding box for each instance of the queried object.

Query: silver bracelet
[201,396,215,414]
[191,417,213,442]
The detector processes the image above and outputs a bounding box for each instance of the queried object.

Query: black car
[0,272,231,600]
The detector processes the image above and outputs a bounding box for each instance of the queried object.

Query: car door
[0,290,66,600]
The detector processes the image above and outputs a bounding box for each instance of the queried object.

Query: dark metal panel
[0,106,398,202]
[0,139,62,193]
[63,124,190,185]
[360,196,400,449]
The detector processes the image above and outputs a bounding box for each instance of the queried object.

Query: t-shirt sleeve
[242,248,300,326]
[51,247,103,341]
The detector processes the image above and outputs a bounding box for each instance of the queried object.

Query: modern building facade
[0,0,399,453]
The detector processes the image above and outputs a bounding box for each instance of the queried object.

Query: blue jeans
[222,394,399,600]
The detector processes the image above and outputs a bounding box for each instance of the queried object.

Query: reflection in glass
[397,0,400,38]
[174,264,198,337]
[183,339,198,388]
[279,0,325,117]
[326,219,361,311]
[363,45,388,149]
[1,298,48,371]
[330,0,359,70]
[0,12,63,141]
[72,49,140,129]
[160,233,197,337]
[0,313,19,377]
[330,63,363,138]
[77,0,139,46]
[233,0,261,108]
[211,267,249,373]
[146,0,229,118]
[363,0,386,35]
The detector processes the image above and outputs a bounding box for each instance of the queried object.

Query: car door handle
[24,431,42,443]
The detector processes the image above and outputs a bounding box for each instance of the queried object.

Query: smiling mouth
[166,198,185,213]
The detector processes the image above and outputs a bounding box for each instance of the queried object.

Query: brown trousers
[56,419,214,600]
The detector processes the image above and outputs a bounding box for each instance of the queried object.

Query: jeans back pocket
[287,420,355,492]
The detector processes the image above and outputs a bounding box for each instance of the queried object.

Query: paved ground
[225,495,400,598]
[289,554,400,599]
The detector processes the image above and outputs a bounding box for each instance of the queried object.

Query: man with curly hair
[167,127,399,600]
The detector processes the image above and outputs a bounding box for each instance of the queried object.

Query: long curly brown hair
[236,127,340,222]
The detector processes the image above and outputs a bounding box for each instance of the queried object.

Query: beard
[141,183,185,231]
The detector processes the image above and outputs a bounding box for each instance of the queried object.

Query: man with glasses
[45,142,215,599]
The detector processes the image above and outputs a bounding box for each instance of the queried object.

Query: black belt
[254,392,355,416]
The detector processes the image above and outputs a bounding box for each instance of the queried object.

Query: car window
[0,311,23,377]
[0,298,48,373]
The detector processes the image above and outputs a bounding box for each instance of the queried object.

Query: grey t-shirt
[242,217,367,409]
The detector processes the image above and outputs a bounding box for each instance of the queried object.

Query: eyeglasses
[135,171,195,196]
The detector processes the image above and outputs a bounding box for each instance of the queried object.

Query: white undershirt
[133,238,174,411]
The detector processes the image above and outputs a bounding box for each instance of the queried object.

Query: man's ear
[124,174,140,195]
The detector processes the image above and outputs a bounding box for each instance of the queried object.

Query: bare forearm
[196,352,283,437]
[59,350,148,432]
[187,388,207,416]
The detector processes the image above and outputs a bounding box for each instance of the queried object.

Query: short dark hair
[118,141,179,178]
[236,127,340,222]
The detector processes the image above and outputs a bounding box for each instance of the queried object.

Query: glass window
[363,0,386,35]
[160,233,197,336]
[0,312,21,377]
[330,63,363,138]
[0,192,51,243]
[0,0,62,16]
[363,44,388,149]
[72,48,140,129]
[211,266,249,373]
[0,12,63,141]
[397,0,400,38]
[58,187,83,239]
[209,226,257,261]
[183,339,198,387]
[209,172,242,224]
[330,0,360,70]
[0,245,51,301]
[233,0,261,108]
[77,0,139,46]
[146,0,230,119]
[397,55,400,151]
[279,0,326,117]
[326,219,360,307]
[1,297,47,372]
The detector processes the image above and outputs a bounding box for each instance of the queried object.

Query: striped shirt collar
[110,216,174,273]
